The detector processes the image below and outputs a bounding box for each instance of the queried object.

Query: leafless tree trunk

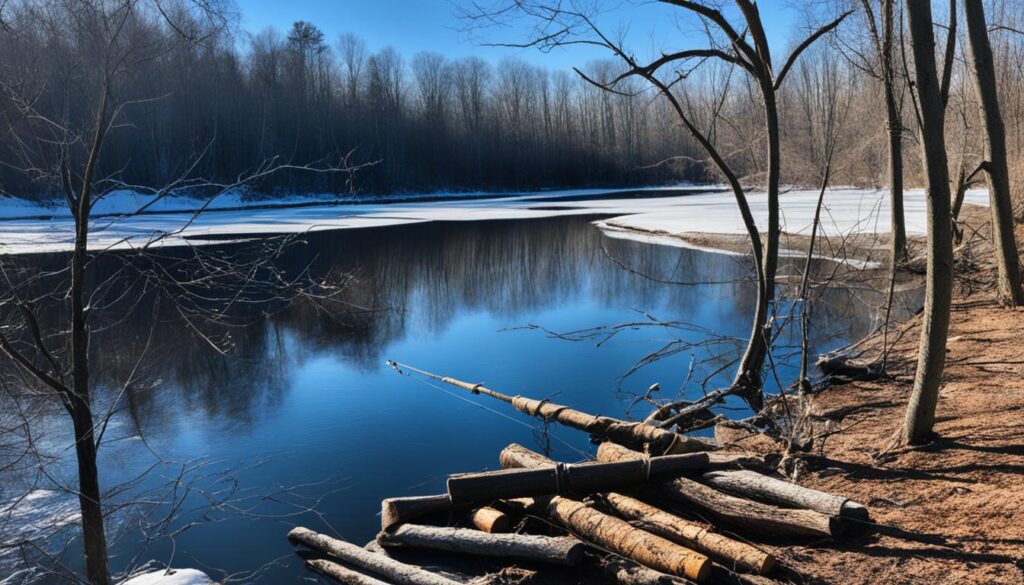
[963,0,1024,306]
[858,0,908,264]
[902,0,955,444]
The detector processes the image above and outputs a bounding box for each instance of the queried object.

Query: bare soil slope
[767,207,1024,584]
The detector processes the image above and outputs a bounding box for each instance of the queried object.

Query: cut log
[377,524,586,566]
[604,558,697,584]
[706,452,765,470]
[699,470,868,519]
[497,444,711,581]
[388,362,715,453]
[546,495,711,581]
[305,558,391,585]
[596,443,837,538]
[598,493,774,575]
[381,494,452,531]
[447,450,708,504]
[288,527,462,585]
[711,564,782,585]
[500,444,770,575]
[470,507,511,533]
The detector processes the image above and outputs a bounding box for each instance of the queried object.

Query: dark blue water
[4,215,890,583]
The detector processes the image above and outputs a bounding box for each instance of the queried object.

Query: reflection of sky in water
[8,216,909,583]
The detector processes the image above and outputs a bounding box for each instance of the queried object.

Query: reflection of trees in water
[3,217,907,435]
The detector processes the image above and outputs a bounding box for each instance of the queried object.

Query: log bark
[498,444,712,581]
[377,524,586,566]
[289,527,463,585]
[597,444,836,538]
[306,558,392,585]
[470,507,511,533]
[699,470,868,520]
[546,496,711,581]
[448,451,708,505]
[599,493,774,575]
[381,494,452,531]
[706,452,764,470]
[604,558,697,585]
[499,443,771,573]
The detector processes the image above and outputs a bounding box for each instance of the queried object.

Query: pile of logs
[287,367,870,584]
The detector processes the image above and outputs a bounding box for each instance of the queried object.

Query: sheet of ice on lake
[0,186,990,256]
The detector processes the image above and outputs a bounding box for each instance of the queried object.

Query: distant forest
[0,12,706,199]
[3,3,1024,201]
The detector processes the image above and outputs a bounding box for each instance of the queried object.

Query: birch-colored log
[597,443,837,538]
[288,527,462,585]
[377,524,586,566]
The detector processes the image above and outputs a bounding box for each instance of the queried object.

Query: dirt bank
[738,205,1024,584]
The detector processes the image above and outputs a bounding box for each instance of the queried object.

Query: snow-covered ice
[0,186,990,256]
[595,187,990,238]
[119,568,215,585]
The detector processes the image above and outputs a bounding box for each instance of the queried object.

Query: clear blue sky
[238,0,809,70]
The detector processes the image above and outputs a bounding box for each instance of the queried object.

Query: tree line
[0,9,705,199]
[4,2,1024,203]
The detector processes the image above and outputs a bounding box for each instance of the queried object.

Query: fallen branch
[448,452,709,504]
[305,558,392,585]
[597,444,838,538]
[501,444,773,575]
[378,524,586,566]
[699,470,868,519]
[388,361,715,453]
[288,527,462,585]
[381,495,452,531]
[499,444,712,581]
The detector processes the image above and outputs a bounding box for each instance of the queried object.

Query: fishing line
[402,371,593,460]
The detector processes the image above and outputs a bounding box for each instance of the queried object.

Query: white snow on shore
[595,187,990,238]
[0,186,990,256]
[119,568,215,585]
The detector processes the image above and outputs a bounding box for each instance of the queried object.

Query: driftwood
[699,470,868,519]
[448,452,708,504]
[381,494,452,531]
[597,444,838,538]
[389,362,714,453]
[500,444,771,575]
[604,558,698,584]
[546,496,711,581]
[706,452,765,470]
[470,507,511,533]
[378,524,586,566]
[289,527,462,585]
[598,493,774,575]
[305,558,391,585]
[815,354,882,383]
[498,444,711,581]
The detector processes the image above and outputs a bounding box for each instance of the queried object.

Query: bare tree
[963,0,1024,306]
[463,0,849,410]
[901,0,956,444]
[856,0,909,264]
[0,2,356,583]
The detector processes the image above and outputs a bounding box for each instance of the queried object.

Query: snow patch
[119,568,216,585]
[597,187,989,238]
